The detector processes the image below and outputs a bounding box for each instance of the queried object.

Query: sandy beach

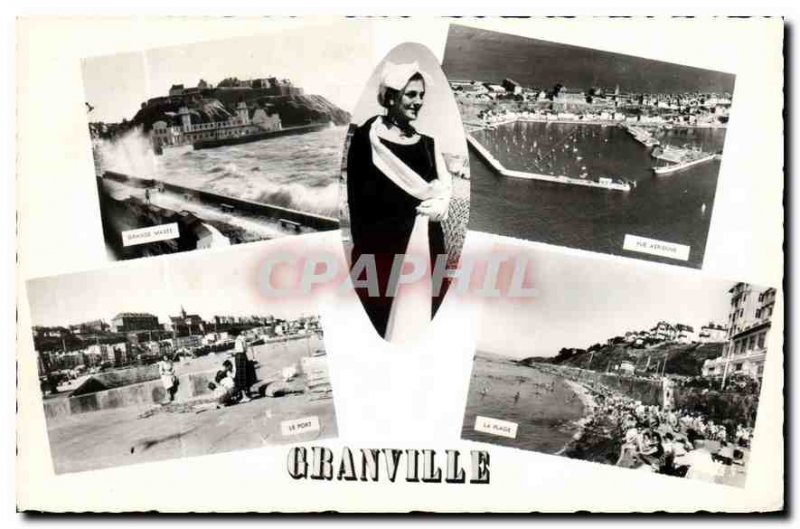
[461,352,588,454]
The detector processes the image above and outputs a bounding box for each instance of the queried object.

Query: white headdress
[377,61,434,107]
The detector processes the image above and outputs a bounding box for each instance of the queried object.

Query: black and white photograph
[14,15,784,514]
[25,243,337,474]
[443,24,735,269]
[462,245,777,487]
[339,42,470,342]
[83,23,374,261]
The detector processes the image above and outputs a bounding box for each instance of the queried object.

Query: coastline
[552,374,623,465]
[464,115,728,133]
[555,379,598,455]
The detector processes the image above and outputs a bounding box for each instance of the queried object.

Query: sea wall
[534,364,759,425]
[466,134,630,191]
[595,373,663,405]
[103,171,339,231]
[43,333,325,423]
[535,365,664,406]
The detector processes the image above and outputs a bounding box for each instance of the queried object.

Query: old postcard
[16,17,784,513]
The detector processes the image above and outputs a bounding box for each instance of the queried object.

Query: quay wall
[466,134,630,191]
[43,369,218,423]
[42,333,323,423]
[103,171,339,231]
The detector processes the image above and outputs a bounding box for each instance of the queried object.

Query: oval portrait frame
[337,42,471,343]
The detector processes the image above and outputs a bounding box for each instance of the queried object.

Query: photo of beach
[442,24,735,269]
[462,246,776,487]
[82,23,374,261]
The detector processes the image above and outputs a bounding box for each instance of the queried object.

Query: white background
[5,1,795,523]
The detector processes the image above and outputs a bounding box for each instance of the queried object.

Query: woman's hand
[416,197,449,222]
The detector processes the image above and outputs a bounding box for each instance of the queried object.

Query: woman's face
[390,78,425,123]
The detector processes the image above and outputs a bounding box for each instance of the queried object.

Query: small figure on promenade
[158,353,178,404]
[231,333,256,403]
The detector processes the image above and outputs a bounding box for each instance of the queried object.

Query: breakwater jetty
[466,134,633,192]
[103,171,339,232]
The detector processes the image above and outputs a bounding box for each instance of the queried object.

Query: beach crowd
[579,385,754,481]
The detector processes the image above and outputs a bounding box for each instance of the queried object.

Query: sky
[442,24,736,95]
[25,238,320,328]
[476,244,736,360]
[81,22,376,124]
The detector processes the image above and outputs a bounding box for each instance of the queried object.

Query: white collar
[375,117,421,145]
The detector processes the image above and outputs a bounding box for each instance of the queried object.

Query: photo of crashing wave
[81,24,372,261]
[159,127,343,217]
[94,122,344,219]
[90,87,347,261]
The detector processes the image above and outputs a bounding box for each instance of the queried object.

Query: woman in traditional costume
[346,62,452,341]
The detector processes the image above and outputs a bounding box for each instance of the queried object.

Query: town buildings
[167,306,205,336]
[34,308,321,378]
[110,312,161,333]
[697,322,728,343]
[501,78,522,96]
[151,101,282,150]
[702,283,776,382]
[450,77,732,127]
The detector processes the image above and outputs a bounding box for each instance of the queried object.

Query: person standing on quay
[158,353,178,404]
[231,333,255,402]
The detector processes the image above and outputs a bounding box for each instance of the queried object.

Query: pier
[653,153,719,175]
[466,134,632,192]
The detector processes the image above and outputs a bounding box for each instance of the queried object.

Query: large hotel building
[702,283,777,383]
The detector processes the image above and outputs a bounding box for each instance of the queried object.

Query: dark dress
[346,116,448,338]
[233,352,256,392]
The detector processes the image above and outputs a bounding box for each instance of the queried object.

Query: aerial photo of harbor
[463,247,776,487]
[443,24,735,268]
[82,25,373,261]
